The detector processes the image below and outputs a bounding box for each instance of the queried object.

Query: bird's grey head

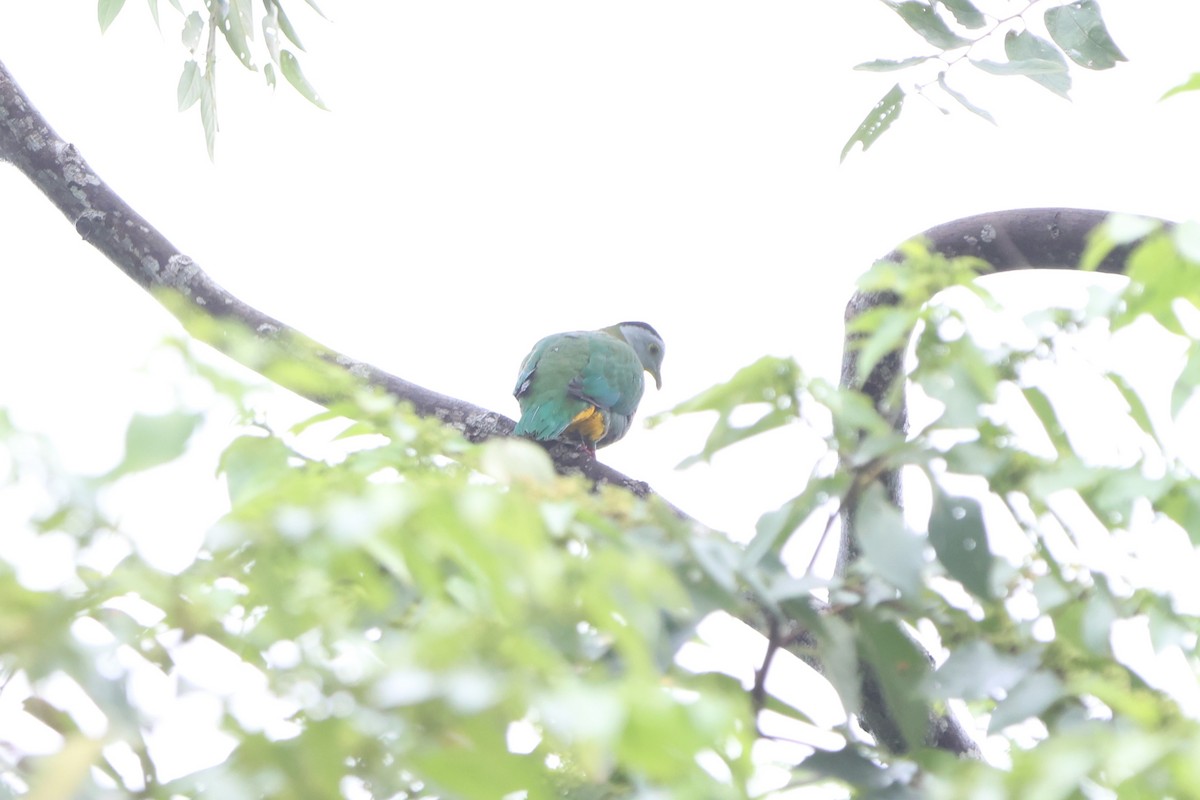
[616,321,664,390]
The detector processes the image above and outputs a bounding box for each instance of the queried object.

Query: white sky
[3,2,1198,553]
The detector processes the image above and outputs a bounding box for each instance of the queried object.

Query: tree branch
[0,58,654,496]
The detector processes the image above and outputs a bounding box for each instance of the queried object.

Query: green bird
[513,321,665,452]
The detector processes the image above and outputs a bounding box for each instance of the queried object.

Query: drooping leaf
[937,72,996,124]
[177,60,203,111]
[857,615,932,751]
[841,83,905,162]
[272,0,307,50]
[98,0,127,32]
[937,0,985,29]
[219,0,257,70]
[1003,30,1071,98]
[201,69,219,159]
[1044,0,1127,70]
[1105,372,1156,439]
[854,56,932,72]
[882,1,971,49]
[280,50,329,110]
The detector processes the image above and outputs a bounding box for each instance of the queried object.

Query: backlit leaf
[1044,0,1127,70]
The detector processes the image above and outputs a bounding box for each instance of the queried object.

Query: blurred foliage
[4,224,1200,797]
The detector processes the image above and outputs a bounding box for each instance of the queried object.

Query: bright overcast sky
[2,2,1200,566]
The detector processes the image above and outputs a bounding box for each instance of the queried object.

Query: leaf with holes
[281,50,329,110]
[841,84,905,162]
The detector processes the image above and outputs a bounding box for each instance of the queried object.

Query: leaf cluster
[99,0,328,156]
[844,0,1127,159]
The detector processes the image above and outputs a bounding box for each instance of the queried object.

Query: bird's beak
[650,369,662,390]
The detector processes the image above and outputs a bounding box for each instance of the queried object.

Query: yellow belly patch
[566,406,606,444]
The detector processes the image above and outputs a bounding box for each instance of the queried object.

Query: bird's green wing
[513,332,594,441]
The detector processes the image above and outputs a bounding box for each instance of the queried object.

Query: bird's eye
[649,344,660,354]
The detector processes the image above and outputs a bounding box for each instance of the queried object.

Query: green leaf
[219,0,257,70]
[841,83,905,162]
[218,434,294,506]
[988,670,1066,733]
[1003,30,1071,98]
[201,70,219,159]
[1162,72,1200,101]
[854,56,931,72]
[98,0,127,32]
[1172,341,1200,418]
[798,746,901,789]
[272,0,307,50]
[181,11,204,50]
[937,72,996,124]
[147,0,160,30]
[1105,372,1155,438]
[815,615,862,719]
[932,641,1036,700]
[743,475,847,569]
[109,411,202,478]
[846,305,921,389]
[970,57,1071,78]
[1044,0,1127,70]
[855,484,925,598]
[937,0,985,29]
[857,615,932,752]
[882,1,971,49]
[301,0,327,19]
[928,490,993,600]
[1079,213,1160,271]
[177,60,203,111]
[1118,234,1196,334]
[280,50,329,110]
[262,6,283,65]
[1155,481,1200,544]
[661,356,801,466]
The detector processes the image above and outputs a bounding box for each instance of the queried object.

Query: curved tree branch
[0,58,655,497]
[838,207,1164,569]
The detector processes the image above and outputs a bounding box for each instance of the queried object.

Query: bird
[513,321,665,453]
